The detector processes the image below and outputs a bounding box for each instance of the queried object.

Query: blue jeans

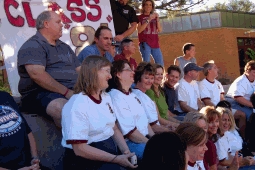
[126,140,146,160]
[139,42,164,66]
[226,97,253,120]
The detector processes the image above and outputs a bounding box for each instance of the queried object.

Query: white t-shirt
[199,78,224,106]
[108,89,149,137]
[215,133,231,161]
[175,78,200,112]
[132,89,159,125]
[61,92,116,149]
[187,161,206,170]
[226,130,243,155]
[226,74,255,100]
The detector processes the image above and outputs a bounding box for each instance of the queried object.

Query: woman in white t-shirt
[176,123,208,170]
[61,56,137,170]
[106,60,155,160]
[133,62,175,132]
[215,107,254,167]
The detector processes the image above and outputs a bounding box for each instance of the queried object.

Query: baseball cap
[183,62,203,73]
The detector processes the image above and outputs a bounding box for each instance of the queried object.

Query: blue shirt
[78,44,114,63]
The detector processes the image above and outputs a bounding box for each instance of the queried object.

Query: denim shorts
[21,90,66,116]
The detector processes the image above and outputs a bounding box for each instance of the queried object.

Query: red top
[203,140,218,170]
[138,14,159,48]
[114,53,137,70]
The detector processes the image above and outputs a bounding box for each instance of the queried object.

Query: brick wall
[131,27,255,83]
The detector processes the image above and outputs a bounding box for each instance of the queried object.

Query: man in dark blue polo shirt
[17,11,80,128]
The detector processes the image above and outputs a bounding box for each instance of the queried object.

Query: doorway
[237,38,255,74]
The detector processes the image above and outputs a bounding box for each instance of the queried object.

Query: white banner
[0,0,115,97]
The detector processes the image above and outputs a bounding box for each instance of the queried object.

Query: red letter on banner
[22,2,36,27]
[67,0,86,22]
[84,0,101,22]
[48,2,72,29]
[4,0,25,27]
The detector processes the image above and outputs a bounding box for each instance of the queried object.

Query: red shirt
[138,14,159,48]
[114,53,137,70]
[203,140,218,170]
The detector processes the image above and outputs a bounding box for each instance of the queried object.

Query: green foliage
[128,0,206,14]
[246,48,255,60]
[0,82,11,94]
[207,0,255,12]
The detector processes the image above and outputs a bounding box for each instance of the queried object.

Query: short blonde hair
[216,107,236,131]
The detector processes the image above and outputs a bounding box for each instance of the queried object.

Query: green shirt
[146,89,168,120]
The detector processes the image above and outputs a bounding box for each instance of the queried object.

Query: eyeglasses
[101,68,111,74]
[122,68,133,72]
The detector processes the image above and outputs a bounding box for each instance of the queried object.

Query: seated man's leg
[226,97,252,120]
[39,92,67,128]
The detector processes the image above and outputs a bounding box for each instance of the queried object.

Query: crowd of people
[1,0,255,170]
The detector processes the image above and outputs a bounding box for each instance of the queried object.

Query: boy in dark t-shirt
[0,91,39,169]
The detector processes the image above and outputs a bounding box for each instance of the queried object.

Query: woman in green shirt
[146,64,180,128]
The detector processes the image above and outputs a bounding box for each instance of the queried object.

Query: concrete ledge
[223,84,231,94]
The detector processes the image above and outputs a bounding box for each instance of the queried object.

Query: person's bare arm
[234,96,253,108]
[0,168,8,170]
[137,15,155,33]
[202,99,215,106]
[220,94,225,101]
[115,22,138,42]
[112,124,130,154]
[28,132,38,159]
[153,102,179,128]
[72,143,136,168]
[209,164,217,170]
[197,98,204,110]
[179,101,197,112]
[137,22,147,34]
[127,129,149,143]
[147,124,155,138]
[75,66,81,73]
[25,64,73,99]
[156,14,162,33]
[151,124,170,133]
[174,58,179,66]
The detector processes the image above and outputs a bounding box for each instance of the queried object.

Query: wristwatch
[146,19,150,24]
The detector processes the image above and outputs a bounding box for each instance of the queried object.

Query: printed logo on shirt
[106,103,114,114]
[123,9,129,14]
[0,105,22,138]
